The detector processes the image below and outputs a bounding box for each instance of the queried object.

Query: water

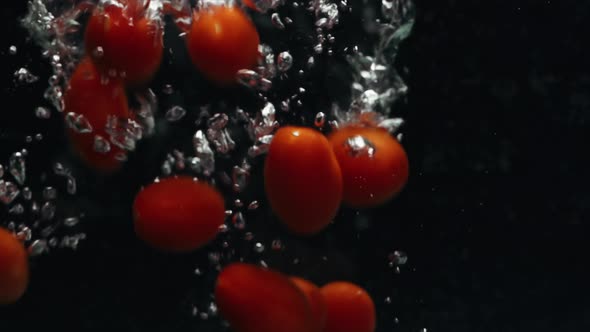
[3,0,415,329]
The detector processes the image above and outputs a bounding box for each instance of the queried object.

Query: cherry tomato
[321,281,376,332]
[186,6,260,84]
[64,57,130,173]
[85,0,163,86]
[0,228,28,305]
[215,263,317,332]
[328,126,409,208]
[264,126,343,235]
[290,277,327,331]
[133,176,225,252]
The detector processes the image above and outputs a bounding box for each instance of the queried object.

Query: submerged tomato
[329,126,409,208]
[290,277,327,331]
[133,176,225,252]
[186,6,260,84]
[264,126,343,235]
[215,263,317,332]
[85,0,163,86]
[63,57,130,173]
[321,281,376,332]
[0,228,28,305]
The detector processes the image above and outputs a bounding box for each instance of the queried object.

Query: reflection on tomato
[133,176,225,252]
[290,277,327,331]
[328,126,409,208]
[85,0,163,86]
[215,263,317,332]
[321,281,376,332]
[264,126,343,235]
[0,228,28,305]
[64,57,130,173]
[186,6,260,84]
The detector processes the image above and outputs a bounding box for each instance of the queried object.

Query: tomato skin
[290,277,327,331]
[215,263,317,332]
[85,0,163,86]
[64,57,130,173]
[321,281,376,332]
[264,126,343,235]
[0,228,28,305]
[186,6,260,84]
[328,126,409,208]
[133,176,225,252]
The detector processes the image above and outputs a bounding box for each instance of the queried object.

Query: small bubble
[162,84,174,94]
[9,45,17,54]
[314,112,326,128]
[41,201,56,220]
[247,200,259,210]
[254,242,265,253]
[234,199,243,208]
[277,52,293,72]
[64,217,80,227]
[271,13,285,29]
[165,106,186,122]
[42,186,57,200]
[35,133,43,141]
[35,106,51,119]
[244,232,254,241]
[93,135,111,153]
[271,239,283,250]
[28,240,49,256]
[194,268,202,276]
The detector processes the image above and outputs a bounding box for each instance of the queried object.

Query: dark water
[1,0,589,331]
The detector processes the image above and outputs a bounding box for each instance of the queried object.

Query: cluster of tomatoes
[66,0,260,172]
[2,1,410,331]
[130,124,407,331]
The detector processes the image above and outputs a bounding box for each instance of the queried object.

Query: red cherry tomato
[85,0,163,86]
[215,263,317,332]
[64,57,130,173]
[321,281,376,332]
[328,126,409,208]
[186,6,260,84]
[264,126,343,235]
[0,228,28,305]
[290,277,327,331]
[133,176,225,252]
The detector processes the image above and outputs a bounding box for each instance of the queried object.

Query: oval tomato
[215,263,317,332]
[290,277,327,331]
[64,57,130,173]
[85,0,163,86]
[133,176,225,252]
[321,281,376,332]
[329,126,409,208]
[264,126,343,235]
[0,228,28,305]
[186,6,260,84]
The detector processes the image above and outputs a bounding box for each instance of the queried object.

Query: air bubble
[165,106,186,122]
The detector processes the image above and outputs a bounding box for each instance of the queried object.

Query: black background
[1,0,589,331]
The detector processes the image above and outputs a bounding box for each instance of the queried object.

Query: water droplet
[42,186,57,200]
[0,181,20,205]
[28,240,49,256]
[277,52,293,72]
[9,152,26,185]
[271,239,283,250]
[65,112,93,133]
[271,13,285,29]
[41,201,56,220]
[93,135,111,153]
[388,250,408,265]
[64,217,80,227]
[232,166,249,192]
[314,112,326,128]
[22,187,32,200]
[14,67,39,84]
[66,176,77,195]
[254,242,265,253]
[344,135,376,158]
[232,212,246,230]
[35,106,51,119]
[247,200,259,210]
[9,204,24,215]
[165,106,186,122]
